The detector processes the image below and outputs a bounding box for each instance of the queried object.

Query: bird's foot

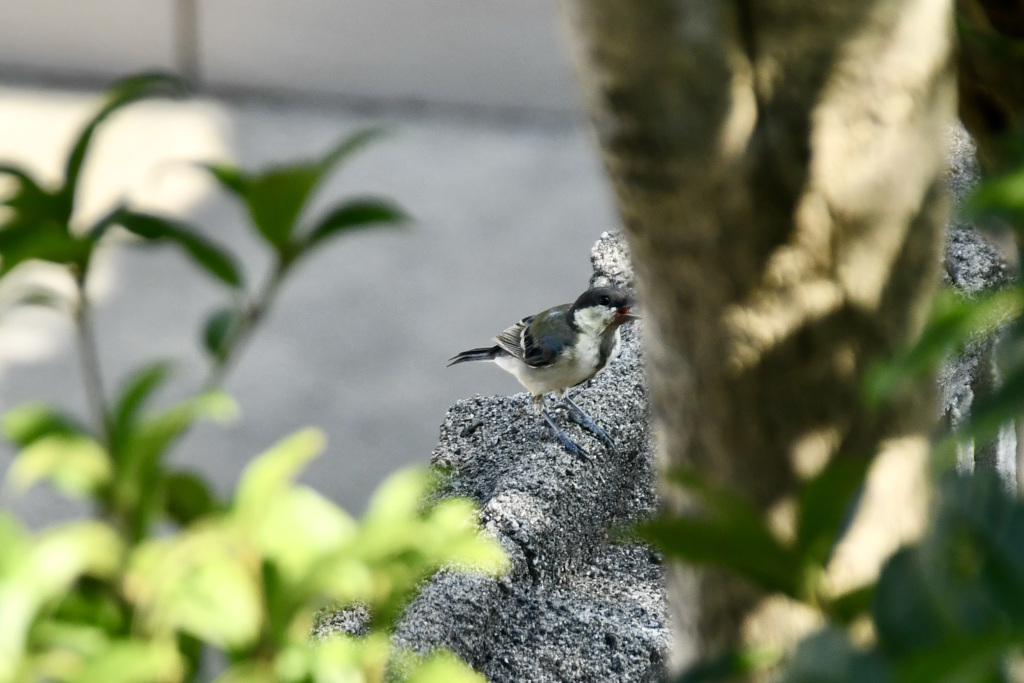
[562,396,619,456]
[541,409,590,461]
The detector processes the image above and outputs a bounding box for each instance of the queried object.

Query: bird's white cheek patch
[573,307,612,335]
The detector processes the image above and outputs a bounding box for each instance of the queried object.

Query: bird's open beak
[616,306,639,323]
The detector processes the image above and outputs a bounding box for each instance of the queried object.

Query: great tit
[448,286,637,459]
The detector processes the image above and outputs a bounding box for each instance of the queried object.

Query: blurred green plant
[0,73,505,683]
[644,154,1024,681]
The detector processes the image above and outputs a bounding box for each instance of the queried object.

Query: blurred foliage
[0,73,504,682]
[650,149,1024,681]
[643,455,874,622]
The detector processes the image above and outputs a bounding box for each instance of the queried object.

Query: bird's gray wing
[494,316,533,360]
[520,306,571,368]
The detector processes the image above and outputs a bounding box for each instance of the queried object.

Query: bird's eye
[600,295,611,305]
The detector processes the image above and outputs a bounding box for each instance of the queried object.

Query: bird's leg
[534,395,589,460]
[541,410,591,461]
[562,394,619,456]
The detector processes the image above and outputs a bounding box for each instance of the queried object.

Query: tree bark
[558,0,957,670]
[957,0,1024,175]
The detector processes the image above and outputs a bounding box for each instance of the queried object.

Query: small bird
[448,286,637,459]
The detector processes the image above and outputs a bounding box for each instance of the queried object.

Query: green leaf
[203,163,248,198]
[643,515,802,597]
[418,497,508,570]
[0,163,81,275]
[49,581,127,634]
[932,472,1024,624]
[115,392,237,530]
[895,630,1024,683]
[0,521,123,680]
[0,163,46,195]
[203,126,389,252]
[674,647,783,683]
[112,361,173,445]
[303,197,408,251]
[244,165,322,249]
[796,455,872,568]
[70,638,185,683]
[30,521,124,598]
[126,392,238,466]
[306,633,392,681]
[126,526,263,649]
[3,402,88,446]
[203,306,241,361]
[0,512,30,575]
[963,167,1024,223]
[61,73,189,219]
[0,218,91,275]
[202,161,311,250]
[961,369,1024,445]
[864,288,1023,405]
[234,428,326,514]
[177,633,203,683]
[7,434,112,498]
[320,126,389,169]
[361,467,429,525]
[307,557,374,607]
[873,547,948,657]
[641,470,802,597]
[249,486,356,586]
[403,649,487,683]
[777,628,892,683]
[84,200,128,241]
[0,165,66,272]
[0,163,57,216]
[116,210,243,287]
[323,469,505,624]
[210,662,277,683]
[825,584,875,625]
[0,517,30,678]
[31,619,112,663]
[874,472,1024,661]
[163,470,220,526]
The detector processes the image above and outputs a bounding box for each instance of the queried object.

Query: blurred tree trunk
[559,0,957,671]
[957,0,1024,175]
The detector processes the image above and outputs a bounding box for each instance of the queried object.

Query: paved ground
[0,83,620,522]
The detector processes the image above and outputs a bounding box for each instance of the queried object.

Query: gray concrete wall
[0,0,578,112]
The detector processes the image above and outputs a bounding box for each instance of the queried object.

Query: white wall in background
[0,0,579,113]
[0,0,178,77]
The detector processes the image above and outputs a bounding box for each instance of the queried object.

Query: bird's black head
[569,286,637,332]
[571,286,634,312]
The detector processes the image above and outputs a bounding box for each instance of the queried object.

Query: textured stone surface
[939,126,1018,489]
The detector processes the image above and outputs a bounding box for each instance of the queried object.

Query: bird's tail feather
[447,346,501,366]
